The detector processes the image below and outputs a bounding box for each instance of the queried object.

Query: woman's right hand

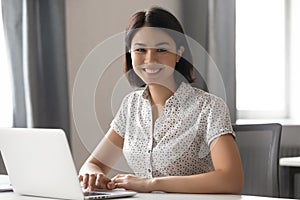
[78,173,116,191]
[78,129,124,191]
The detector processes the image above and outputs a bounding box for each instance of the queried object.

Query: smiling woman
[79,6,243,194]
[0,0,13,128]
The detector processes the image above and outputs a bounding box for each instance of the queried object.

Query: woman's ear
[176,46,185,62]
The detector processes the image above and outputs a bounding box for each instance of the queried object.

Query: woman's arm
[113,134,244,194]
[79,128,124,190]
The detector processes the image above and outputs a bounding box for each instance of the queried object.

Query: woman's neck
[148,82,177,107]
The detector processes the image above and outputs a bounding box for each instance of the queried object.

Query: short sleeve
[110,94,130,138]
[206,97,234,146]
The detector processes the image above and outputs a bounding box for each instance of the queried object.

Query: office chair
[233,123,282,197]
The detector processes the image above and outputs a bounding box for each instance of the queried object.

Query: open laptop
[0,128,136,199]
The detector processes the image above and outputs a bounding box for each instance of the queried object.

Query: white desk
[280,156,300,199]
[0,192,295,200]
[0,174,295,200]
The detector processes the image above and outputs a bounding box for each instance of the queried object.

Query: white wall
[65,0,182,171]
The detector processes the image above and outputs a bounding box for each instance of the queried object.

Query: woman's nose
[144,49,157,63]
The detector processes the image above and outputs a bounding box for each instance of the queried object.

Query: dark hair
[124,6,196,88]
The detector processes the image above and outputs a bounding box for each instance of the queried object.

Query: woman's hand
[112,174,155,193]
[78,173,116,191]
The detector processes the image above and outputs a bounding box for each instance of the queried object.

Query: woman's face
[130,27,182,87]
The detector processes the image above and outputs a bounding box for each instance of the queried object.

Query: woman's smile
[142,65,164,74]
[136,63,172,84]
[143,68,161,74]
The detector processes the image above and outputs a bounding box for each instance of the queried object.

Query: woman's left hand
[111,174,155,193]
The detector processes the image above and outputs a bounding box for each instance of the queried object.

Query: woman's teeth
[144,68,160,74]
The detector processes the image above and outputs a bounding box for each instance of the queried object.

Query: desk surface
[280,156,300,167]
[0,175,295,200]
[0,192,294,200]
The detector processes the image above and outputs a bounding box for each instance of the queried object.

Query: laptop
[0,128,137,199]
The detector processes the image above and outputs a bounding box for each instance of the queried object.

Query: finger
[112,176,128,185]
[78,175,83,182]
[113,174,133,183]
[114,182,128,189]
[112,177,121,183]
[78,175,84,188]
[106,181,116,190]
[111,174,126,182]
[112,174,126,179]
[95,174,110,189]
[88,174,97,191]
[82,174,90,189]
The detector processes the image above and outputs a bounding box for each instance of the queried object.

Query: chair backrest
[233,123,282,197]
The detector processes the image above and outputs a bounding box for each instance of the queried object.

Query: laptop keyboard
[84,191,108,196]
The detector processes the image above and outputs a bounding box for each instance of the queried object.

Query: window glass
[236,0,286,119]
[289,0,300,119]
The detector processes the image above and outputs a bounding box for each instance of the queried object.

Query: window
[236,0,300,122]
[289,0,300,120]
[0,0,13,127]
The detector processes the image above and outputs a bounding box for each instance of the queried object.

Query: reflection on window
[0,0,13,127]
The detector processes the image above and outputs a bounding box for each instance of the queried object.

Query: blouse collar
[141,82,195,105]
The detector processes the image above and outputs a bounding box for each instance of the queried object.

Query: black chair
[233,123,282,197]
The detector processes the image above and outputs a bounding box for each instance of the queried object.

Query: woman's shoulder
[121,87,147,103]
[190,85,228,107]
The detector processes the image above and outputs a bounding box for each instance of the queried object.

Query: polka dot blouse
[110,82,234,178]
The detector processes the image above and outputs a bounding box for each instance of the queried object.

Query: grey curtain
[180,0,236,122]
[1,0,70,137]
[1,0,25,127]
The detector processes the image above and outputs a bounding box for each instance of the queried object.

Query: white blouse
[111,82,234,178]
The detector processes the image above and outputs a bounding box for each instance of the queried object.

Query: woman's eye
[134,48,146,53]
[157,48,167,53]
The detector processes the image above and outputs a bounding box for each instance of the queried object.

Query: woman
[79,6,244,194]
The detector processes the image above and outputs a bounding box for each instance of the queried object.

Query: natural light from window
[236,0,286,119]
[289,0,300,120]
[0,0,13,128]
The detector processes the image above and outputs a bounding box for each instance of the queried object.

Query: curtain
[1,0,70,138]
[1,0,25,127]
[180,0,236,122]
